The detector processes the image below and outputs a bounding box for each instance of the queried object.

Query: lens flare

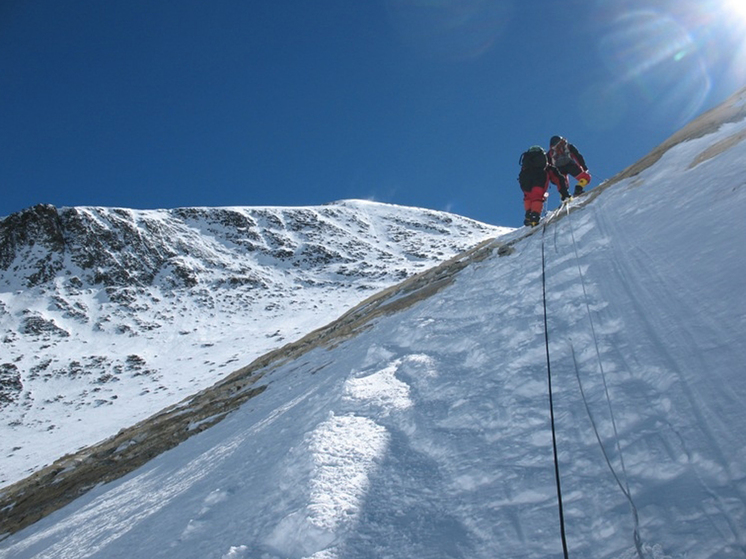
[598,10,710,128]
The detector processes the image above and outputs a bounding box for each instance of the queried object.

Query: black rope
[569,343,645,558]
[563,203,646,559]
[541,221,570,559]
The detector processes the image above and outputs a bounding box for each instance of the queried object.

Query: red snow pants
[523,186,547,214]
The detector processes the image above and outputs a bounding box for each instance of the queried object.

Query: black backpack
[518,146,548,192]
[519,146,547,169]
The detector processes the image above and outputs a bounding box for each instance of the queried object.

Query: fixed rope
[540,219,570,559]
[563,203,645,559]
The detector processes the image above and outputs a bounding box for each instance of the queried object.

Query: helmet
[550,135,564,147]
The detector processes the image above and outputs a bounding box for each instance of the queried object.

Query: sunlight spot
[598,10,710,128]
[724,0,746,22]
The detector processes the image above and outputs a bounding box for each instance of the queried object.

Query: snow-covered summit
[0,199,508,486]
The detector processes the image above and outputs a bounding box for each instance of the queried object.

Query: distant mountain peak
[0,200,508,487]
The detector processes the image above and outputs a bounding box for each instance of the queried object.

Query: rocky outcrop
[0,363,22,407]
[0,202,501,291]
[0,204,66,286]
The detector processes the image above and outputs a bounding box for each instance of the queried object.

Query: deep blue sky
[1,1,744,227]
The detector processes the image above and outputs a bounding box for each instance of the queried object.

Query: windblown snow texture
[2,91,746,558]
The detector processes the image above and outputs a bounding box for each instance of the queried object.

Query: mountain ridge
[0,199,507,488]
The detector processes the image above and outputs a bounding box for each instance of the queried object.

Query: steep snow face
[0,200,508,486]
[2,103,745,556]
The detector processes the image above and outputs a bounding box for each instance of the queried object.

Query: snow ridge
[0,200,507,486]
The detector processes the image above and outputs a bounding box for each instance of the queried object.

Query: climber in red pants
[518,146,569,226]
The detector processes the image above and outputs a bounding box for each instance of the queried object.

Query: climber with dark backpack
[518,146,570,227]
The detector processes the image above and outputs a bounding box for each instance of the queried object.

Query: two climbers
[517,137,591,227]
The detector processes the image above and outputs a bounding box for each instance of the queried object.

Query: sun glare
[725,0,746,22]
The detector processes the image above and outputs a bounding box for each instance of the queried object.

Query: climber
[518,146,569,227]
[547,135,592,197]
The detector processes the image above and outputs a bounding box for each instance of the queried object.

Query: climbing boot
[524,211,540,227]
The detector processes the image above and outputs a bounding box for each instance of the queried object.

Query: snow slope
[2,97,746,557]
[0,200,506,486]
